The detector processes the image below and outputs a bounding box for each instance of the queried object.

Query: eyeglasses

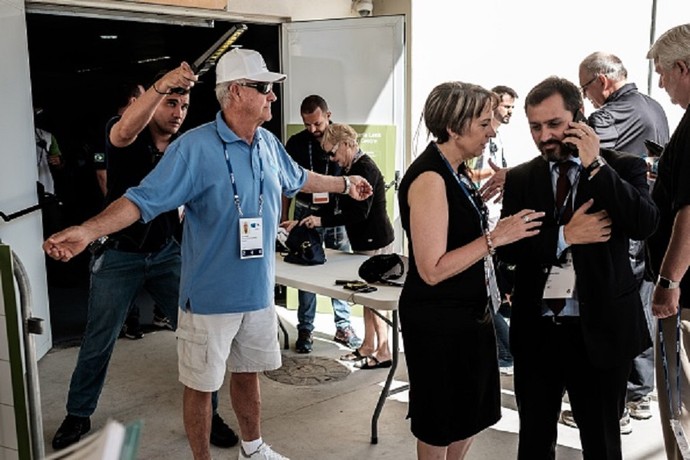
[238,81,273,95]
[327,143,340,158]
[580,75,598,95]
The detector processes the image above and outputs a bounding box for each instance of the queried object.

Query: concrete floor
[38,306,669,459]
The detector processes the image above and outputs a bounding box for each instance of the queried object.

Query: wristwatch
[585,155,605,174]
[657,275,680,289]
[341,175,352,195]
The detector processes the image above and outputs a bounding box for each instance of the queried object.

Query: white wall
[394,0,690,167]
[0,0,53,359]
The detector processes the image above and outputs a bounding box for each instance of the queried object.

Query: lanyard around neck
[307,141,329,174]
[222,139,264,217]
[436,144,488,231]
[552,162,582,224]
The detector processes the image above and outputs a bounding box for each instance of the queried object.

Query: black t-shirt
[284,129,342,205]
[318,153,394,251]
[647,106,690,306]
[105,116,180,252]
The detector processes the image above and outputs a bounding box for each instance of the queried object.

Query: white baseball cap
[216,48,286,84]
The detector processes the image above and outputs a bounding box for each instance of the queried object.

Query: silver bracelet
[341,176,352,195]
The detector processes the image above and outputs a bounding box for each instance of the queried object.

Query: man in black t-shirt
[282,95,362,353]
[51,64,238,452]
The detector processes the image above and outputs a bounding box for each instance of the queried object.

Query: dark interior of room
[26,13,281,344]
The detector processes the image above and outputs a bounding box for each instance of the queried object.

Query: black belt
[541,315,580,326]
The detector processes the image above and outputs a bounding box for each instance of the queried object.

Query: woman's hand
[491,209,545,247]
[299,215,322,229]
[279,220,298,232]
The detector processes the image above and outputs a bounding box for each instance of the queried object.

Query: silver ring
[523,216,530,223]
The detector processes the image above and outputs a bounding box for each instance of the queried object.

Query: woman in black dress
[397,82,543,458]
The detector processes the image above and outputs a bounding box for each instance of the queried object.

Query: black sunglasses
[239,82,273,95]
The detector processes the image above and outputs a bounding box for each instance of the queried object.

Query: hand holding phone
[563,110,588,157]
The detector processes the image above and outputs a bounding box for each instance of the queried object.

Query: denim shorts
[176,305,282,392]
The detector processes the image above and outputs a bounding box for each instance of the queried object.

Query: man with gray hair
[646,23,690,460]
[579,51,669,156]
[43,48,373,460]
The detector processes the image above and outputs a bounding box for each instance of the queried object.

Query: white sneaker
[560,409,633,435]
[627,395,653,420]
[239,442,289,460]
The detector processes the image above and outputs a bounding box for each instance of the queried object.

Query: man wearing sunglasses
[282,95,362,354]
[43,48,373,460]
[49,64,240,453]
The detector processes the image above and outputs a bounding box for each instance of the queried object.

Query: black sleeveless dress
[397,142,500,446]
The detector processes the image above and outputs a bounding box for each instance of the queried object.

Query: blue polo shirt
[126,111,307,314]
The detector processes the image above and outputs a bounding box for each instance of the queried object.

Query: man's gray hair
[648,24,690,71]
[580,52,628,82]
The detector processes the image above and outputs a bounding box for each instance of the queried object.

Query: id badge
[239,217,264,259]
[543,252,576,299]
[312,192,329,205]
[670,419,690,459]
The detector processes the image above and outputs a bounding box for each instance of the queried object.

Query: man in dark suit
[498,76,659,459]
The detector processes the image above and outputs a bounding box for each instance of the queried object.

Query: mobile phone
[335,279,360,285]
[644,139,664,157]
[344,281,369,291]
[563,110,588,157]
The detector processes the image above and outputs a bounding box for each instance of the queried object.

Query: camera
[353,0,373,17]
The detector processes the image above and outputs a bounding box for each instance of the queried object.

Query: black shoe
[52,415,91,450]
[295,330,313,353]
[121,322,144,340]
[210,413,239,448]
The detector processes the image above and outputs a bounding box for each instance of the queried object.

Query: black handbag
[283,225,326,265]
[358,253,408,286]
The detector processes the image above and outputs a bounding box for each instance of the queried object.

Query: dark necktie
[556,161,574,223]
[547,161,574,315]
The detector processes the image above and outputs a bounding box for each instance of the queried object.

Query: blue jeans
[491,306,513,367]
[65,241,220,416]
[627,280,655,401]
[294,203,351,332]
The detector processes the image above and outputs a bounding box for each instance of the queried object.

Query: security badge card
[543,251,576,299]
[312,192,329,205]
[239,217,263,259]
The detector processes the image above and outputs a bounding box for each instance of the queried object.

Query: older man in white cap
[43,49,373,460]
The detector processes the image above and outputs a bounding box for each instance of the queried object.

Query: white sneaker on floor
[560,409,633,435]
[239,442,289,460]
[627,395,653,420]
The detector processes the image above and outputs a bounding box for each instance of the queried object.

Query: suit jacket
[498,149,659,368]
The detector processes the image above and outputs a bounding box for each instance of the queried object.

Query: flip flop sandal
[340,349,368,362]
[356,356,393,370]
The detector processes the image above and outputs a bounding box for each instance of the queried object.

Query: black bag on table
[283,225,326,265]
[358,253,408,286]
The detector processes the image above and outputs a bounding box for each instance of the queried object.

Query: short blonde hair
[321,123,359,149]
[423,82,497,143]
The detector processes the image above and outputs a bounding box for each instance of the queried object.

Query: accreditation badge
[543,251,576,299]
[312,192,329,205]
[239,217,264,259]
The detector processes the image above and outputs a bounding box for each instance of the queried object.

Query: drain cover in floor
[264,355,350,385]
